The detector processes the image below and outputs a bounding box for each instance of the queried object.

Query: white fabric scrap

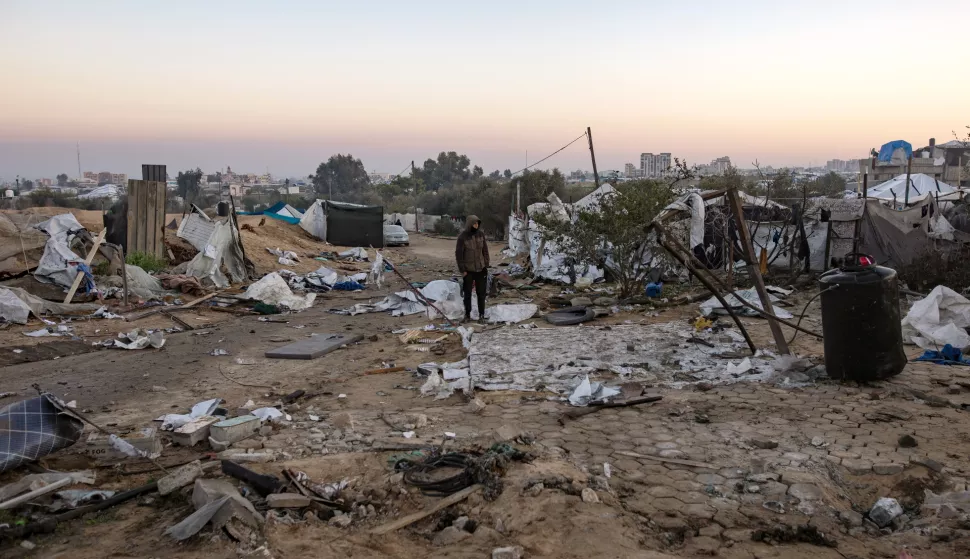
[242,272,316,311]
[567,374,621,406]
[252,407,285,422]
[726,357,753,375]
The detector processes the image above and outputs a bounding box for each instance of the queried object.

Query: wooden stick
[561,395,662,422]
[64,229,106,304]
[363,366,407,375]
[383,255,459,328]
[726,188,791,355]
[652,223,757,355]
[0,477,72,510]
[120,245,129,308]
[370,484,482,535]
[182,291,219,308]
[615,450,715,470]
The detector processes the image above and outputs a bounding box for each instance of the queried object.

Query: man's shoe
[478,317,487,325]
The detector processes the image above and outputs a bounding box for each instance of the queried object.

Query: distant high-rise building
[624,163,636,178]
[640,152,672,178]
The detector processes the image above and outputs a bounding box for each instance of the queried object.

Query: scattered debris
[265,333,362,360]
[0,394,84,473]
[113,329,165,350]
[870,497,904,528]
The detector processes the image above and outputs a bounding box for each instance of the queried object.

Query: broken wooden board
[264,333,363,360]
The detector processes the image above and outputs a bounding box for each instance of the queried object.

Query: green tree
[489,170,501,179]
[815,171,847,196]
[533,179,676,298]
[56,173,69,186]
[472,165,484,178]
[176,168,204,204]
[508,169,567,209]
[312,154,370,199]
[503,169,512,179]
[414,151,472,190]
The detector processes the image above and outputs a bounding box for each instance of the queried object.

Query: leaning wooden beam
[370,484,482,535]
[725,188,791,355]
[64,229,106,304]
[652,222,757,355]
[655,221,821,339]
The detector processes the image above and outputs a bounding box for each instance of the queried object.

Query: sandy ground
[0,217,968,559]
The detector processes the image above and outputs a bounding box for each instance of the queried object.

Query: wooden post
[653,223,757,355]
[119,245,129,308]
[725,188,791,355]
[63,229,106,304]
[903,154,913,206]
[586,127,600,187]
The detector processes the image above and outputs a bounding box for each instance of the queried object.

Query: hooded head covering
[464,215,481,234]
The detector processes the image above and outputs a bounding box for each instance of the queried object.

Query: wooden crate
[126,179,167,257]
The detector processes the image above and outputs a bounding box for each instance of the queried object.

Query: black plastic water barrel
[216,201,230,217]
[818,254,906,381]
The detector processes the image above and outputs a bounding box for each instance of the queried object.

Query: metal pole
[586,127,600,187]
[862,167,868,200]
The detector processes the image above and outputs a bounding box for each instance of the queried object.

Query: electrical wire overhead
[508,131,589,178]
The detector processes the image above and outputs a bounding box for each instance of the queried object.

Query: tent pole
[904,154,913,206]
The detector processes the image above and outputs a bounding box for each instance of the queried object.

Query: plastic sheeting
[865,174,961,206]
[33,213,86,289]
[699,288,794,319]
[877,140,913,163]
[242,272,317,311]
[299,200,327,240]
[184,220,248,289]
[0,286,97,324]
[663,192,705,250]
[0,395,84,473]
[901,286,970,350]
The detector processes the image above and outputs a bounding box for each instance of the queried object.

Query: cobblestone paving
[412,362,970,556]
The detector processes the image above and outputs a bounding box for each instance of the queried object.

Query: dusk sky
[2,0,967,180]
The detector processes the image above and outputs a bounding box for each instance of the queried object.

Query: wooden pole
[586,127,600,187]
[652,223,757,355]
[63,229,106,304]
[119,246,129,308]
[725,188,791,355]
[904,154,913,206]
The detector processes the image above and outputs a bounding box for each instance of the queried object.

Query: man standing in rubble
[455,215,489,324]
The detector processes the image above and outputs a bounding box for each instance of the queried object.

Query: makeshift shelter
[176,206,249,288]
[858,197,970,268]
[237,201,303,224]
[299,200,384,247]
[864,174,962,208]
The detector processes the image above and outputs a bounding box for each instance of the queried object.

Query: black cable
[787,286,837,346]
[508,132,589,178]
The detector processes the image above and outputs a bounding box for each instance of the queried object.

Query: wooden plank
[136,180,149,253]
[370,484,482,535]
[145,181,157,258]
[154,181,167,257]
[725,188,790,355]
[64,229,106,303]
[126,179,138,255]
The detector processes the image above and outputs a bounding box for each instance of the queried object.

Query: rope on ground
[396,443,533,500]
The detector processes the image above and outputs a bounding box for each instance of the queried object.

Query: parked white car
[383,224,410,246]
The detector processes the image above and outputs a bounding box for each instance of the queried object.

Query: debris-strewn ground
[1,223,969,559]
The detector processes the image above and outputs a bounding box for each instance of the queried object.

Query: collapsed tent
[33,213,87,290]
[300,200,384,247]
[859,197,970,268]
[238,201,304,224]
[78,184,123,200]
[177,206,249,289]
[0,286,99,324]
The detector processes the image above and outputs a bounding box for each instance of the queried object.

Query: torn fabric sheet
[901,286,970,350]
[242,273,316,311]
[33,214,87,289]
[699,288,793,320]
[567,375,621,406]
[663,192,705,249]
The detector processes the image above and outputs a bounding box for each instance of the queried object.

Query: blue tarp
[877,140,913,163]
[237,201,304,224]
[914,344,970,366]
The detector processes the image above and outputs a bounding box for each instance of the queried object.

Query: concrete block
[170,416,220,447]
[266,493,311,508]
[191,478,261,529]
[209,415,260,446]
[265,333,363,360]
[158,460,204,496]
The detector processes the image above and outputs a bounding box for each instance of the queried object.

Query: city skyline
[2,0,967,179]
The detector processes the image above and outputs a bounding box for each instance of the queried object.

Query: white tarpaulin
[33,213,86,289]
[865,174,962,206]
[242,272,316,311]
[299,200,327,240]
[662,192,705,250]
[0,286,98,324]
[184,220,248,288]
[901,286,970,350]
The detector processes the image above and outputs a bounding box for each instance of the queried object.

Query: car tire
[544,306,595,326]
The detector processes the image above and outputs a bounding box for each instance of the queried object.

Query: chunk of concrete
[331,412,354,430]
[465,397,486,414]
[209,415,260,447]
[158,460,204,496]
[492,546,524,559]
[191,478,261,528]
[266,493,311,508]
[170,416,220,447]
[869,497,903,528]
[264,333,363,360]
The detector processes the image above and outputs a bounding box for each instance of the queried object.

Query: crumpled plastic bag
[113,329,166,350]
[242,273,316,311]
[160,398,221,431]
[901,286,970,350]
[567,375,620,406]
